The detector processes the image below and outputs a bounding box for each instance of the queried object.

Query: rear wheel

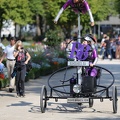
[112,86,117,113]
[40,85,47,113]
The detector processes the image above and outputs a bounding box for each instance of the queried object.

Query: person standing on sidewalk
[0,37,16,92]
[99,34,107,58]
[13,40,31,97]
[103,36,112,60]
[116,34,120,59]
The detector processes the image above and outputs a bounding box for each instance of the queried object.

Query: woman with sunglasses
[13,40,31,97]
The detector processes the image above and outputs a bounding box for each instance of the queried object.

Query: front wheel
[40,85,47,113]
[112,86,117,113]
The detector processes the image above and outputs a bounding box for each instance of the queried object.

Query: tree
[0,0,33,38]
[43,0,117,37]
[115,0,120,14]
[44,29,64,49]
[28,0,45,36]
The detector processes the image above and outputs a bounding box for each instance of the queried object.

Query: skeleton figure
[54,0,94,26]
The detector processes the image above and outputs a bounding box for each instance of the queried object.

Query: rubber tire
[40,85,47,113]
[89,98,93,108]
[112,86,117,113]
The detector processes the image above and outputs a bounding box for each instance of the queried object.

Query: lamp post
[77,13,82,85]
[78,14,81,43]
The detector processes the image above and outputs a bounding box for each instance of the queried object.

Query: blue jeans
[100,47,105,56]
[103,48,112,59]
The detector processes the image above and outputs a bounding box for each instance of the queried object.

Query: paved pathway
[0,59,120,120]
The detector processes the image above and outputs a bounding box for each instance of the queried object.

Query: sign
[69,42,91,60]
[67,98,89,103]
[68,61,89,66]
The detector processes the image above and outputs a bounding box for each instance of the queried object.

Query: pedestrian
[66,38,74,58]
[0,37,16,92]
[103,36,112,60]
[116,34,120,59]
[13,40,31,97]
[99,34,107,58]
[0,62,5,89]
[110,38,116,59]
[54,0,94,26]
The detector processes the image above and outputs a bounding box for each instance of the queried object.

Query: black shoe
[9,88,14,92]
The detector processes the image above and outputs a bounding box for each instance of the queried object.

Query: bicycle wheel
[40,85,47,113]
[112,86,117,113]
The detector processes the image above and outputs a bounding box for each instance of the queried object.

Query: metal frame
[40,65,117,113]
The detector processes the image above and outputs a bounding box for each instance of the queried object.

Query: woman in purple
[54,0,94,26]
[82,34,98,77]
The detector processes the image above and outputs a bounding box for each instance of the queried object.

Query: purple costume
[54,0,94,25]
[85,45,98,77]
[63,0,89,13]
[69,41,98,77]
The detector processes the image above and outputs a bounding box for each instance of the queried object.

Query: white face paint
[82,40,88,45]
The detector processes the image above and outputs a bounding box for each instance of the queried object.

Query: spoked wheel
[40,85,47,113]
[89,98,93,108]
[112,86,117,113]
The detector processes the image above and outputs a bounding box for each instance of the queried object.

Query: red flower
[0,73,4,79]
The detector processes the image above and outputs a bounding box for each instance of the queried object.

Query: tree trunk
[36,14,41,36]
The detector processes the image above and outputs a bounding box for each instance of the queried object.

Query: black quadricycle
[40,59,118,113]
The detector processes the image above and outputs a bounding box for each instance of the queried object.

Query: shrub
[44,29,64,49]
[0,78,9,88]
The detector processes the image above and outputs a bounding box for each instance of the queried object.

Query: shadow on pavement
[0,94,15,97]
[31,101,120,119]
[6,101,33,107]
[29,106,41,113]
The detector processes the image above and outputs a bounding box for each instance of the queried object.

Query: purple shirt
[62,0,90,14]
[91,49,98,60]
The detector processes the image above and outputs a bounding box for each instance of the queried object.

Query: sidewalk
[0,59,120,120]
